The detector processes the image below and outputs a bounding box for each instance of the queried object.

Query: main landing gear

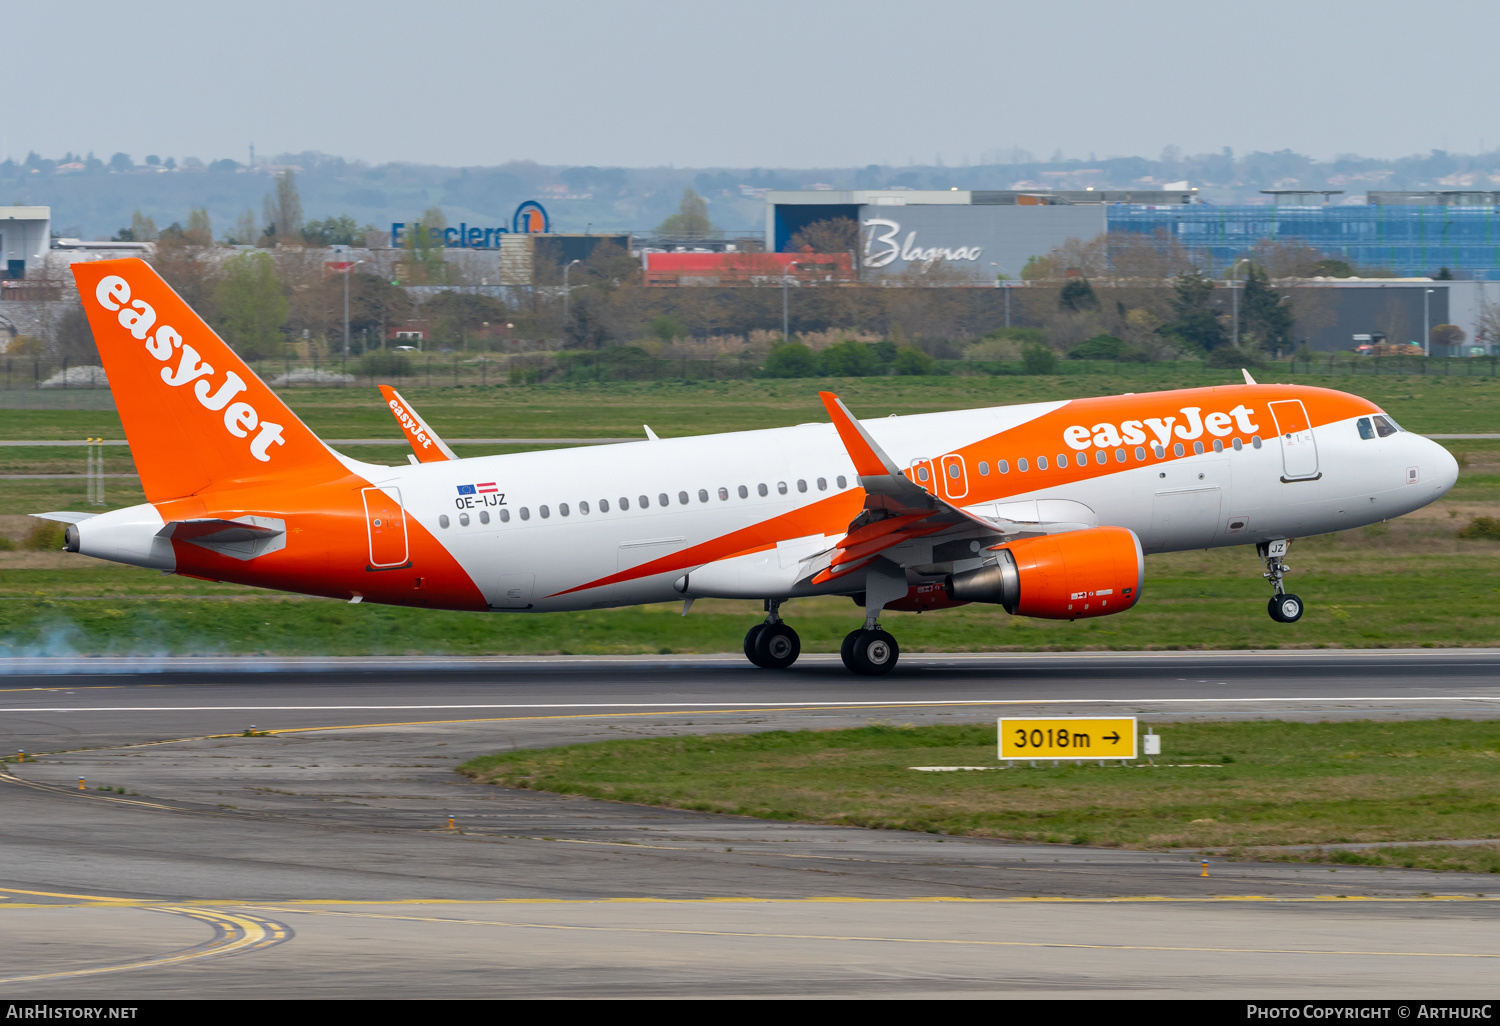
[744,600,801,670]
[1259,539,1304,624]
[841,625,900,676]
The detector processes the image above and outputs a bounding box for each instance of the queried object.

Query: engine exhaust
[945,550,1019,613]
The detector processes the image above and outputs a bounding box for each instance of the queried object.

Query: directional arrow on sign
[1103,731,1121,744]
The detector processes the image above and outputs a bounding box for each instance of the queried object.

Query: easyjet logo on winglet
[387,398,434,450]
[94,275,285,462]
[1063,405,1261,451]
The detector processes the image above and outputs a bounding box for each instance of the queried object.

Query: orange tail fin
[72,258,346,502]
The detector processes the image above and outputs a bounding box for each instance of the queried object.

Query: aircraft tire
[754,623,801,670]
[743,624,768,667]
[1270,593,1304,623]
[840,629,861,669]
[844,629,899,676]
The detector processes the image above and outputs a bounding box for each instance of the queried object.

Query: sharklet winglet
[818,392,901,478]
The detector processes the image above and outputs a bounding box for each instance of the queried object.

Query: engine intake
[945,526,1143,620]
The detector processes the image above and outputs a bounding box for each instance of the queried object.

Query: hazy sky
[8,0,1497,169]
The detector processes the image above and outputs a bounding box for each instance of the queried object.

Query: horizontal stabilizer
[30,511,98,524]
[158,516,287,561]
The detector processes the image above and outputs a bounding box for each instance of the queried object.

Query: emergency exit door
[362,486,409,567]
[1268,400,1320,481]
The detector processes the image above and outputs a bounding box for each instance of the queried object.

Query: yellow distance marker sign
[999,717,1137,761]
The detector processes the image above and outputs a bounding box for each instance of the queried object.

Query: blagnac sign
[862,217,983,269]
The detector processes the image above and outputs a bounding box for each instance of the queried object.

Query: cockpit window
[1373,415,1398,438]
[1357,417,1375,440]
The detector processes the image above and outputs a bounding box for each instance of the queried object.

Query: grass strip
[458,720,1500,859]
[1259,844,1500,875]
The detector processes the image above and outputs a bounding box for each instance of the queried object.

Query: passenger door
[362,487,409,567]
[1269,399,1320,481]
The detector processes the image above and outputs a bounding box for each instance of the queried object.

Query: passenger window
[1135,447,1146,460]
[540,505,550,519]
[1076,453,1088,467]
[718,487,728,500]
[977,462,989,476]
[620,497,631,510]
[599,499,609,513]
[698,489,709,503]
[1153,445,1165,458]
[916,466,930,481]
[1357,417,1375,440]
[580,501,590,515]
[639,495,650,508]
[1115,448,1127,462]
[1193,441,1205,455]
[1173,443,1185,457]
[1018,458,1029,472]
[1056,453,1068,468]
[998,460,1009,474]
[560,503,570,517]
[658,493,669,506]
[777,482,788,495]
[797,479,807,492]
[439,515,450,529]
[480,510,490,524]
[1373,415,1397,437]
[738,485,748,498]
[1037,456,1049,470]
[499,508,510,522]
[817,477,827,490]
[678,491,689,505]
[1095,450,1107,465]
[459,513,470,526]
[520,507,531,521]
[837,475,847,488]
[1252,436,1262,448]
[1212,440,1223,453]
[1232,437,1243,451]
[758,483,768,497]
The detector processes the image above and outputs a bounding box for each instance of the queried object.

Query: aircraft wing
[813,392,1007,584]
[378,385,457,462]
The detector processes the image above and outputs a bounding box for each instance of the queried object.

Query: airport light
[562,259,582,334]
[1424,288,1435,357]
[1229,257,1251,349]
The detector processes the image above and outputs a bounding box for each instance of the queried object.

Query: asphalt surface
[2,651,1499,997]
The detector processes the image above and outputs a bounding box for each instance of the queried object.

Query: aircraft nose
[1429,438,1460,497]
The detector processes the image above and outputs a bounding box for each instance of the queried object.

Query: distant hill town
[6,147,1500,242]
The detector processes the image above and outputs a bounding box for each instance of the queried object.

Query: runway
[2,651,1498,997]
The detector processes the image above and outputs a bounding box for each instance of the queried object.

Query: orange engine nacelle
[944,526,1143,620]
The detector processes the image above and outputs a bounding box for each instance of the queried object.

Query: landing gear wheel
[743,624,768,667]
[841,629,900,676]
[1268,593,1304,623]
[840,629,860,668]
[753,623,801,670]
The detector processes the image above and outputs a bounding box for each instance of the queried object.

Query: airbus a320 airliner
[41,259,1458,674]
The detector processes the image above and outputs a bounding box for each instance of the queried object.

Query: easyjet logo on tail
[94,275,285,462]
[1063,405,1261,451]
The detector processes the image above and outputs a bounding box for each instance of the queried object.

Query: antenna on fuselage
[643,425,660,441]
[1241,368,1258,386]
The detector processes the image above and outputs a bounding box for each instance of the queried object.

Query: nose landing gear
[744,599,801,669]
[1259,539,1304,623]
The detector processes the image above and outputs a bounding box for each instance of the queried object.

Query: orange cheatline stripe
[547,488,863,598]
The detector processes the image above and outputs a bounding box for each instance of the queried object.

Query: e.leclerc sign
[391,200,550,250]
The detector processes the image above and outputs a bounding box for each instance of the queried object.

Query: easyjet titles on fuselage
[1062,404,1261,451]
